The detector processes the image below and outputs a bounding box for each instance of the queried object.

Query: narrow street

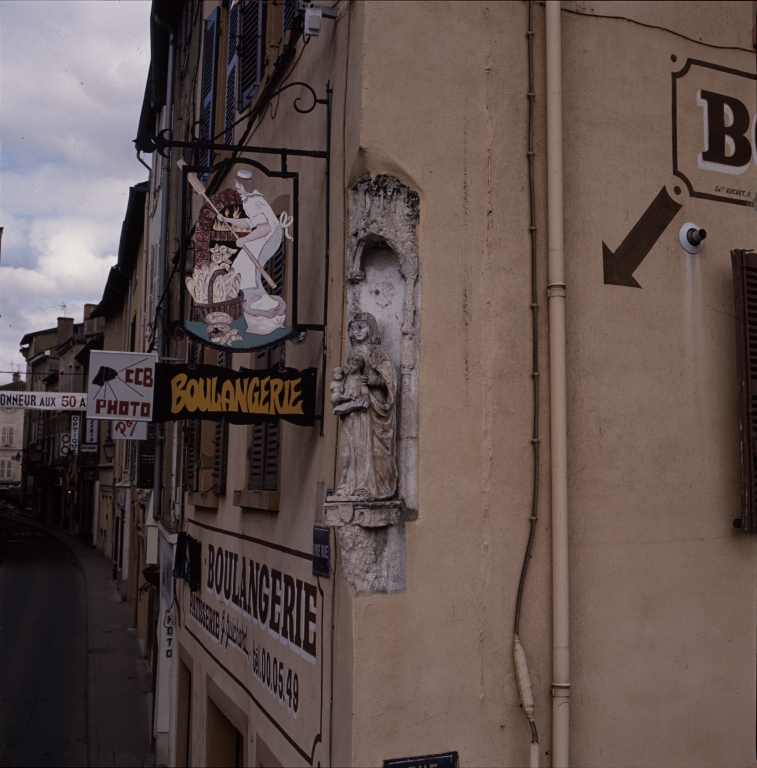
[0,510,153,767]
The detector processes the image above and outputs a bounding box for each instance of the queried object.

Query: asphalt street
[0,511,88,766]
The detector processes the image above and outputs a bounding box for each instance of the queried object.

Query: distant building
[19,311,99,532]
[0,373,25,495]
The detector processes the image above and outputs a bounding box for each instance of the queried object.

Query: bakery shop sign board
[182,162,298,352]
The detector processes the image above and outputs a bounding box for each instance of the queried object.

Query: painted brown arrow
[603,186,682,288]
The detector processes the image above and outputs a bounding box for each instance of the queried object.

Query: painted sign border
[672,57,757,208]
[186,519,326,766]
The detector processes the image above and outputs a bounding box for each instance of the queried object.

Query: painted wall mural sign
[605,56,756,288]
[182,163,296,352]
[152,363,317,426]
[86,350,158,422]
[673,58,757,208]
[185,520,329,767]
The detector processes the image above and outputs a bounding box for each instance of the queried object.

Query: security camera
[679,222,707,254]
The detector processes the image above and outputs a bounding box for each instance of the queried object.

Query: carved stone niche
[324,175,420,595]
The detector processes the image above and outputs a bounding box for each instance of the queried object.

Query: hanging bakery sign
[179,161,297,351]
[152,362,317,426]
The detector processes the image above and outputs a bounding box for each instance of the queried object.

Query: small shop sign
[86,351,158,422]
[59,431,71,456]
[312,526,331,578]
[112,420,148,440]
[81,419,98,452]
[70,415,80,455]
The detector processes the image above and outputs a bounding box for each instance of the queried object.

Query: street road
[0,512,88,767]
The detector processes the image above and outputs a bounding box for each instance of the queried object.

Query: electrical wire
[553,2,754,54]
[513,0,540,752]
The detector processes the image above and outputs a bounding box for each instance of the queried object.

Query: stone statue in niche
[331,312,397,501]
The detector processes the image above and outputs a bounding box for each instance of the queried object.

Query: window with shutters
[0,460,10,479]
[239,0,265,111]
[248,343,284,491]
[732,249,757,532]
[137,424,157,490]
[212,351,230,495]
[198,7,220,176]
[247,244,285,490]
[179,0,199,79]
[282,0,297,38]
[224,3,239,145]
[0,427,14,447]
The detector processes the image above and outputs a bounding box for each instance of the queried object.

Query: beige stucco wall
[171,2,757,766]
[346,2,757,767]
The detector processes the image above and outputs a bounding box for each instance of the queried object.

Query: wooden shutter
[239,0,264,110]
[137,424,157,490]
[732,249,757,532]
[198,8,220,174]
[263,421,279,490]
[248,423,266,490]
[224,4,239,145]
[184,420,199,494]
[212,420,228,495]
[212,351,229,495]
[248,348,270,490]
[247,347,281,491]
[184,341,204,493]
[282,0,297,37]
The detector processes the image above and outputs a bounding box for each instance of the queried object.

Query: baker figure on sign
[216,169,293,335]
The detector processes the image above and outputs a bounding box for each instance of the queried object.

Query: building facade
[14,1,757,766]
[0,374,25,497]
[124,1,757,766]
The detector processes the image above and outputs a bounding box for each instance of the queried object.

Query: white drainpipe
[546,2,570,765]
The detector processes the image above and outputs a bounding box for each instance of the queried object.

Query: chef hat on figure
[236,168,255,192]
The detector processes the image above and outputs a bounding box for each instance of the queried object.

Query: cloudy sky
[0,0,151,384]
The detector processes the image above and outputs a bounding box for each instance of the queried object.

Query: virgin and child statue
[330,313,398,501]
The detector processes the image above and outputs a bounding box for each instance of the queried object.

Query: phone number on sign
[252,642,299,718]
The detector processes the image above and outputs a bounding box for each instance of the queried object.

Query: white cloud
[0,0,151,382]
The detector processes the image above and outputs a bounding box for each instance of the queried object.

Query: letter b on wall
[697,89,752,172]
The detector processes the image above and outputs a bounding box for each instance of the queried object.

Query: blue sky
[0,0,151,383]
